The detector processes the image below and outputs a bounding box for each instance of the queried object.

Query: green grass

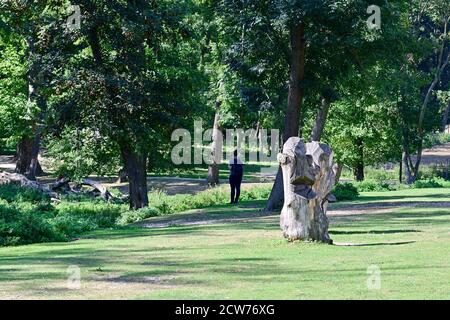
[0,188,450,299]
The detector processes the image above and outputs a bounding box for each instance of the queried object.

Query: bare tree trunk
[265,22,306,212]
[353,163,364,182]
[311,96,331,141]
[23,34,46,181]
[441,99,450,132]
[399,159,403,183]
[207,101,222,186]
[120,145,149,210]
[15,137,33,174]
[334,163,344,183]
[353,138,364,181]
[27,132,41,181]
[403,149,415,184]
[15,136,44,177]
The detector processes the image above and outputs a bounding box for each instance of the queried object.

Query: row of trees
[1,0,449,210]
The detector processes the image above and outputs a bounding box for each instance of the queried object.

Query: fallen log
[1,171,115,202]
[0,171,58,198]
[80,178,113,201]
[52,177,113,201]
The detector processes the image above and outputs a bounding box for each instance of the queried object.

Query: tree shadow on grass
[333,241,416,247]
[329,229,421,235]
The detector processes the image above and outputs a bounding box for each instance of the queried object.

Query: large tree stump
[278,137,337,243]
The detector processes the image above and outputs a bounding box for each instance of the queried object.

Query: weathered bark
[120,146,149,210]
[15,137,33,174]
[279,138,335,243]
[207,101,222,186]
[15,136,44,178]
[81,179,113,200]
[52,177,112,200]
[265,22,306,212]
[27,132,41,181]
[311,96,331,141]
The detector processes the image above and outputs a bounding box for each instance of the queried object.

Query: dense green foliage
[1,0,448,182]
[332,182,360,201]
[0,183,272,246]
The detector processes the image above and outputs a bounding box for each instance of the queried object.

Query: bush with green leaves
[354,180,393,192]
[412,177,450,189]
[117,207,160,225]
[0,184,50,203]
[0,184,128,246]
[332,183,359,201]
[0,183,273,246]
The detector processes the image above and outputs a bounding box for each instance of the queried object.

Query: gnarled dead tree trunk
[279,138,336,243]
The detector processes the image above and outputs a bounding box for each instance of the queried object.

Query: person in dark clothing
[229,150,244,204]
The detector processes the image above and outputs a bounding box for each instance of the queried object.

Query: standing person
[229,150,244,204]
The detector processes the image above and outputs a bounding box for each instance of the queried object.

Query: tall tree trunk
[334,163,344,183]
[207,101,222,186]
[311,95,331,141]
[265,22,306,211]
[403,150,414,184]
[441,99,450,133]
[23,35,46,181]
[27,132,41,180]
[15,137,33,174]
[353,138,364,181]
[120,145,149,210]
[15,136,44,177]
[353,163,364,182]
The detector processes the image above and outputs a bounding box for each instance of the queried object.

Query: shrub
[0,184,128,245]
[412,177,450,189]
[117,206,160,225]
[354,180,392,192]
[0,199,62,246]
[0,182,273,246]
[332,183,359,201]
[0,184,50,203]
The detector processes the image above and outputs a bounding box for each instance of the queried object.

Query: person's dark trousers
[229,175,243,203]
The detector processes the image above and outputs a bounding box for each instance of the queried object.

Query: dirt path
[137,201,450,229]
[411,142,450,164]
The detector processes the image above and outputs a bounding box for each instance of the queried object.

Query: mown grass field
[0,188,450,299]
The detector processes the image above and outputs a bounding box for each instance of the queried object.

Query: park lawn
[331,187,450,209]
[0,188,450,299]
